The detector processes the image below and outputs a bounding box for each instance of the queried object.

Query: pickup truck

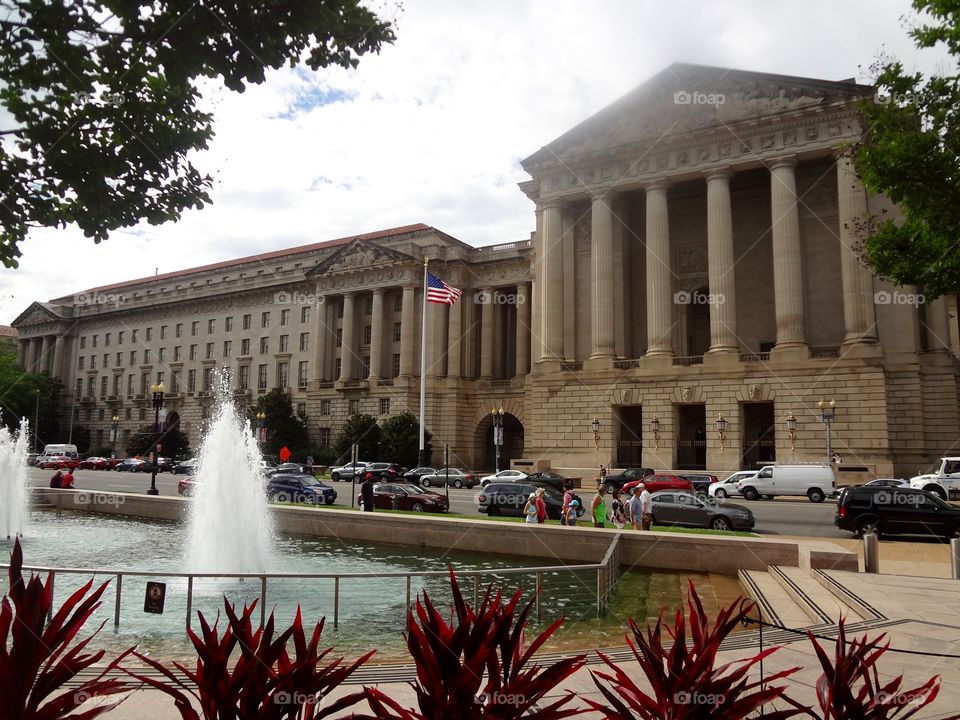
[909,457,960,500]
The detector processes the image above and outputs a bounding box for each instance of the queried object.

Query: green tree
[0,1,394,268]
[126,423,190,459]
[379,412,430,469]
[333,413,381,463]
[70,425,91,455]
[250,389,310,461]
[854,0,960,297]
[0,351,63,449]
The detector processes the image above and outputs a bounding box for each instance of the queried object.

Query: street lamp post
[818,399,837,464]
[491,407,504,473]
[147,382,165,496]
[33,389,40,453]
[650,416,660,450]
[715,413,727,452]
[111,415,119,458]
[785,412,797,451]
[255,411,266,450]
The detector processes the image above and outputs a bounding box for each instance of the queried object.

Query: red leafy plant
[126,598,373,720]
[1,537,131,720]
[588,580,806,719]
[359,569,586,719]
[807,619,960,719]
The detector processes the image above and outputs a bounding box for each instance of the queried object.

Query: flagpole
[418,257,428,467]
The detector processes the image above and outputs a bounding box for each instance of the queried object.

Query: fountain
[0,420,29,539]
[186,375,274,573]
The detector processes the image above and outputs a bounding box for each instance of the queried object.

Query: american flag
[426,271,462,305]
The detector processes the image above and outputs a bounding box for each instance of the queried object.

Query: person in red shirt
[60,468,75,489]
[534,487,548,523]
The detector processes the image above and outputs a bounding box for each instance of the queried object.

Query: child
[566,498,580,527]
[523,492,539,524]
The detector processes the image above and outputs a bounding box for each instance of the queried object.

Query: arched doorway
[474,413,524,472]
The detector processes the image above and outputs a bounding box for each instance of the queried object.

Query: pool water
[0,510,739,661]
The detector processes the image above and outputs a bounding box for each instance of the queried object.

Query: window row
[77,334,310,369]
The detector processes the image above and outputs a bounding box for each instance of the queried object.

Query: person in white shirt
[639,484,653,531]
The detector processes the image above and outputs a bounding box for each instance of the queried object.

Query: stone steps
[738,569,812,628]
[769,565,864,624]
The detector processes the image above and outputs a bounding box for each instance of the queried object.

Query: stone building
[12,63,960,476]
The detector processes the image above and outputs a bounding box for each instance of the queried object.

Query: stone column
[837,155,878,346]
[479,288,495,379]
[531,207,543,366]
[399,285,416,376]
[16,339,25,368]
[28,337,40,372]
[770,157,808,357]
[312,295,329,381]
[51,334,65,379]
[644,179,674,358]
[705,167,738,355]
[39,335,51,374]
[516,282,531,376]
[590,190,616,360]
[368,288,384,380]
[540,201,564,360]
[447,297,462,378]
[426,301,445,377]
[339,292,355,382]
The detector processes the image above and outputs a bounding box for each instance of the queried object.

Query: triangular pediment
[524,63,872,167]
[307,239,417,277]
[11,301,63,328]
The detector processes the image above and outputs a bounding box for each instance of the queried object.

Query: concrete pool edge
[31,488,858,574]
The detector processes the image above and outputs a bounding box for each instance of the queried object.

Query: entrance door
[676,405,706,470]
[741,403,776,471]
[615,406,643,467]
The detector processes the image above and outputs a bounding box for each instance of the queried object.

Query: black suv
[835,485,960,539]
[602,467,655,494]
[477,482,565,520]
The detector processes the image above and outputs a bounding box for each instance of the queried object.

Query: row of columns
[537,155,879,362]
[18,335,66,377]
[310,283,533,384]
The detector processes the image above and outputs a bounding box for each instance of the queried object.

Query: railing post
[535,571,542,623]
[260,577,267,630]
[114,574,122,628]
[474,574,480,608]
[863,533,880,573]
[952,538,960,580]
[596,568,602,617]
[186,576,193,631]
[333,577,340,630]
[405,575,411,613]
[48,572,55,623]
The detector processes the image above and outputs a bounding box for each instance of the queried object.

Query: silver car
[708,470,757,499]
[649,491,755,531]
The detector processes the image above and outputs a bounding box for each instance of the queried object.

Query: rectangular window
[105,332,111,346]
[144,349,151,363]
[171,370,181,393]
[393,322,401,342]
[160,325,167,340]
[145,327,152,341]
[174,346,181,361]
[103,353,109,368]
[118,331,125,344]
[297,361,308,387]
[238,365,250,390]
[158,347,166,362]
[379,398,390,415]
[337,301,344,319]
[318,427,331,447]
[296,402,306,417]
[115,351,122,366]
[156,370,164,386]
[130,350,137,366]
[363,325,372,345]
[140,373,148,394]
[132,329,138,342]
[127,374,134,397]
[225,316,233,332]
[189,344,198,361]
[301,306,310,324]
[223,340,232,357]
[257,364,268,390]
[365,296,372,315]
[90,355,97,369]
[391,353,400,378]
[299,332,309,352]
[113,374,121,396]
[261,311,270,328]
[100,376,108,398]
[78,356,85,370]
[203,367,213,392]
[280,309,290,326]
[348,399,359,415]
[191,321,199,336]
[80,337,86,349]
[92,334,98,348]
[206,342,214,360]
[175,323,183,338]
[334,358,341,379]
[75,378,82,397]
[125,407,132,420]
[279,334,289,353]
[321,399,331,415]
[394,294,403,312]
[87,376,95,397]
[207,319,215,334]
[336,328,342,347]
[260,337,269,354]
[243,314,251,330]
[360,355,369,377]
[276,361,289,388]
[241,338,250,355]
[188,369,197,392]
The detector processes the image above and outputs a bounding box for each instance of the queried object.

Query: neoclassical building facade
[13,64,960,477]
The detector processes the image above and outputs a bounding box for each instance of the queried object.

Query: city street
[27,467,849,538]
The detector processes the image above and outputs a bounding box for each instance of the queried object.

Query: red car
[622,473,693,494]
[39,455,80,470]
[372,482,448,512]
[78,456,111,470]
[178,477,198,496]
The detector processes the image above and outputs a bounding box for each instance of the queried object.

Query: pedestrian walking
[561,480,574,526]
[639,483,653,531]
[566,498,580,527]
[523,492,539,524]
[359,476,375,512]
[534,487,548,524]
[629,486,644,530]
[591,486,607,528]
[610,488,626,530]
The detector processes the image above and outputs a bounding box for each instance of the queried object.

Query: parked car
[330,461,369,481]
[648,491,755,531]
[863,478,909,488]
[155,457,175,473]
[39,455,80,470]
[26,453,39,466]
[372,483,448,512]
[420,468,480,489]
[835,485,960,539]
[709,471,756,499]
[173,459,198,475]
[523,471,572,492]
[177,476,198,496]
[479,469,528,487]
[114,458,152,472]
[477,482,565,520]
[363,462,403,481]
[678,473,719,495]
[622,473,692,494]
[266,473,338,505]
[268,463,311,476]
[78,456,111,470]
[602,467,656,494]
[402,467,437,483]
[738,464,835,503]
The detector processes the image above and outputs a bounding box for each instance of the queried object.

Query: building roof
[0,325,17,338]
[48,223,440,303]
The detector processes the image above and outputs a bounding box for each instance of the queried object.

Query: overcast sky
[0,0,947,324]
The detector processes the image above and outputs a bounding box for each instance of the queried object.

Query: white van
[737,464,835,503]
[39,443,79,460]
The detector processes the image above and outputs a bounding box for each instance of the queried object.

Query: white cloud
[0,0,937,323]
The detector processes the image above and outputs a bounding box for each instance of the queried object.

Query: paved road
[28,468,848,538]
